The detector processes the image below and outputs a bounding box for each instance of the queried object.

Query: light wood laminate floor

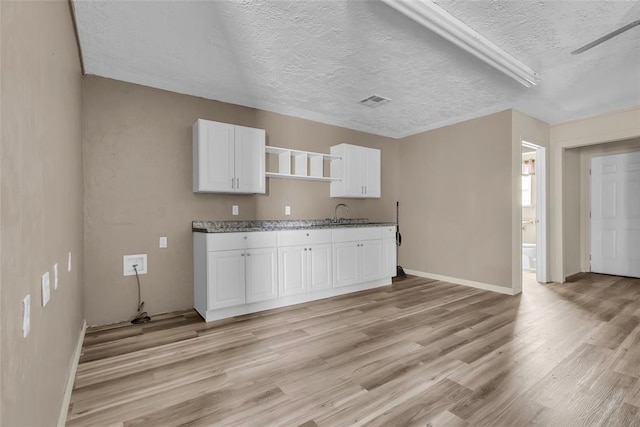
[67,272,640,426]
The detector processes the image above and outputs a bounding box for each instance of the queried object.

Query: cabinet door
[361,240,383,282]
[363,148,381,198]
[235,125,266,194]
[308,243,332,291]
[382,238,397,278]
[279,246,307,296]
[207,250,246,309]
[195,120,235,192]
[343,145,364,197]
[333,242,360,287]
[246,247,278,303]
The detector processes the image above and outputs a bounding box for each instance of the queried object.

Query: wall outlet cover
[232,205,239,216]
[285,206,291,215]
[22,295,30,338]
[123,254,148,276]
[68,251,72,272]
[41,272,51,307]
[159,236,168,248]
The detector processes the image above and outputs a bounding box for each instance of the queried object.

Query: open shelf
[265,172,341,182]
[265,146,342,182]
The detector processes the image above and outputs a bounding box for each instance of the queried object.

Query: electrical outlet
[159,236,168,248]
[54,263,59,289]
[41,272,51,307]
[68,251,72,272]
[232,205,239,216]
[123,254,148,276]
[285,206,291,215]
[22,295,30,338]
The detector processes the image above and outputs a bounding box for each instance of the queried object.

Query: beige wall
[82,76,398,326]
[398,110,514,290]
[562,149,581,277]
[550,106,640,281]
[1,1,84,425]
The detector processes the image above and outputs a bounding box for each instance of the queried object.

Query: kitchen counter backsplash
[193,218,395,233]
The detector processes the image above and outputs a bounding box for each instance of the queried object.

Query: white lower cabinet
[209,247,278,307]
[278,230,333,296]
[308,243,332,291]
[194,226,395,322]
[279,245,307,296]
[245,247,278,303]
[333,242,360,287]
[195,231,278,315]
[334,240,383,287]
[361,240,383,282]
[332,227,390,287]
[207,249,246,309]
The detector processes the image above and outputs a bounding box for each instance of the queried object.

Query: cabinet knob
[304,248,308,251]
[306,233,310,236]
[241,252,245,256]
[309,248,312,251]
[247,252,251,256]
[244,236,247,240]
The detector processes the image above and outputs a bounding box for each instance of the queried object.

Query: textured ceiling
[73,0,640,138]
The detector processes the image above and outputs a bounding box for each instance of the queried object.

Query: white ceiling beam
[381,0,540,87]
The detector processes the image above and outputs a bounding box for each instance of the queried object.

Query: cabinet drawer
[381,226,396,239]
[277,229,332,247]
[246,231,277,248]
[206,233,247,251]
[332,227,382,243]
[206,231,277,250]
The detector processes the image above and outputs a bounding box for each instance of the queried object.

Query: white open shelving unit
[265,146,342,182]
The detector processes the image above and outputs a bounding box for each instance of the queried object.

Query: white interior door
[590,152,640,278]
[522,141,548,283]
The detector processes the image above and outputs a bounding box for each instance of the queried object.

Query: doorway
[522,141,547,283]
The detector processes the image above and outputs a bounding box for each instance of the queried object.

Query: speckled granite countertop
[193,219,396,233]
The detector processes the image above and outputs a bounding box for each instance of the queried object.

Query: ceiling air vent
[359,94,391,108]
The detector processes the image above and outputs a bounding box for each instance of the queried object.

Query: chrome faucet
[333,203,349,223]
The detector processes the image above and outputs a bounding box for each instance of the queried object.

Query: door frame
[522,141,548,283]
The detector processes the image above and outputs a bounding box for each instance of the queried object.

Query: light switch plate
[54,263,59,289]
[42,272,51,306]
[159,237,168,248]
[232,205,239,216]
[285,206,291,215]
[22,295,30,338]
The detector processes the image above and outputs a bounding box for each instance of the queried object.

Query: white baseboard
[58,319,87,427]
[404,269,517,295]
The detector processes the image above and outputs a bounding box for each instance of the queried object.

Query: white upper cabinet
[330,143,381,198]
[193,119,265,194]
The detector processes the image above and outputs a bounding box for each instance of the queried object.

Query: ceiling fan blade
[571,19,640,55]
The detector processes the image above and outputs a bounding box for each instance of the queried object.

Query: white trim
[404,269,517,295]
[58,320,86,427]
[534,145,548,283]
